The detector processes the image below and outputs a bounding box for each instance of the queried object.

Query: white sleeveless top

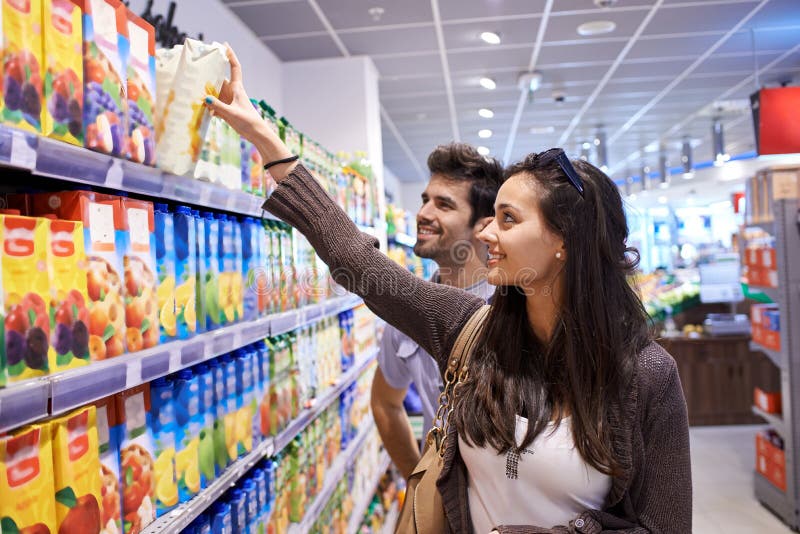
[458,415,611,532]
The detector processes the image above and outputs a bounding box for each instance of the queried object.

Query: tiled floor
[691,425,794,533]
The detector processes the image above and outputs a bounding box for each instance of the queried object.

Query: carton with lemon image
[173,206,197,338]
[149,377,178,516]
[153,204,177,343]
[172,369,203,502]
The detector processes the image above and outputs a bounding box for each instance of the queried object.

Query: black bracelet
[263,155,299,170]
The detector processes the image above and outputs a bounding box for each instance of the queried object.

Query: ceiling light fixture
[367,6,385,22]
[580,143,591,161]
[594,128,608,172]
[478,129,493,139]
[478,108,494,119]
[681,137,694,178]
[640,164,651,190]
[712,118,730,167]
[577,21,617,36]
[658,195,668,204]
[479,77,496,90]
[480,31,501,45]
[659,149,670,189]
[477,146,490,156]
[530,125,555,135]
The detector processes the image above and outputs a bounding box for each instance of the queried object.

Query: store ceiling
[224,0,800,183]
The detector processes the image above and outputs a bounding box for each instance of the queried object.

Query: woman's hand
[205,44,297,180]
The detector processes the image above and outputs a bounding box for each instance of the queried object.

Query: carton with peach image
[29,191,127,359]
[51,405,103,534]
[46,218,92,373]
[76,0,129,157]
[93,395,122,534]
[0,423,57,534]
[125,11,155,166]
[42,0,85,145]
[115,384,156,534]
[1,0,44,133]
[119,198,159,352]
[2,214,54,382]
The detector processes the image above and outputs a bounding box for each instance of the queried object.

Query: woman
[206,46,691,533]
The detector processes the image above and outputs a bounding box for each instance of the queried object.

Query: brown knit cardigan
[264,165,692,534]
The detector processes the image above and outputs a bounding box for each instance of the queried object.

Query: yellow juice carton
[116,383,156,534]
[1,0,44,133]
[0,423,57,534]
[2,214,53,381]
[51,405,103,533]
[94,395,122,534]
[172,206,196,339]
[47,218,91,373]
[42,0,84,145]
[125,11,155,165]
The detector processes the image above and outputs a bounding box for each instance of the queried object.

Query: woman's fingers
[225,43,243,84]
[204,95,235,123]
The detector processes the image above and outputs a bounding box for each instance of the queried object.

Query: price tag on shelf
[106,159,124,189]
[126,359,142,389]
[225,195,237,211]
[10,130,36,169]
[169,349,182,372]
[199,186,212,206]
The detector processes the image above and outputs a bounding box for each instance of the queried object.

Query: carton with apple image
[233,349,255,457]
[201,212,220,332]
[119,198,158,352]
[1,0,44,133]
[0,423,58,534]
[93,396,122,534]
[216,215,243,326]
[124,11,155,166]
[46,219,91,373]
[42,0,84,145]
[76,0,129,157]
[206,360,228,476]
[30,191,127,359]
[2,214,54,382]
[191,210,206,335]
[51,405,103,534]
[172,369,203,502]
[152,204,176,343]
[115,384,155,534]
[172,206,197,339]
[193,363,217,487]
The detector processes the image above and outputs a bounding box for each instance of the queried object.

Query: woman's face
[477,173,565,290]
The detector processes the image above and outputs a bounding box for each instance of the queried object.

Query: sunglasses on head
[531,148,585,197]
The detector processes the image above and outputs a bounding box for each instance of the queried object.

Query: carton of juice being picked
[1,0,44,133]
[51,405,103,534]
[2,214,53,382]
[153,45,180,140]
[157,39,229,176]
[42,0,85,145]
[94,395,122,534]
[125,10,156,166]
[0,423,57,534]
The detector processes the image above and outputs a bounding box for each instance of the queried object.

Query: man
[371,143,503,479]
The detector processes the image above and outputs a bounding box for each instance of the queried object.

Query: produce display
[632,271,700,320]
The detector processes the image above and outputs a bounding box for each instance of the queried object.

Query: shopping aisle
[692,425,792,533]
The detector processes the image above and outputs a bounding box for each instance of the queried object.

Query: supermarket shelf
[0,123,272,218]
[752,406,787,436]
[290,419,375,534]
[380,501,400,534]
[754,471,792,526]
[745,220,776,233]
[749,284,780,303]
[274,347,378,454]
[0,295,363,431]
[347,451,392,534]
[388,233,416,248]
[143,436,276,533]
[750,341,784,369]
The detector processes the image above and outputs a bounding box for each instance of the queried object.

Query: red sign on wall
[751,87,800,156]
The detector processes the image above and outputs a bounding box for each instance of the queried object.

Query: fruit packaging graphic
[173,206,197,339]
[124,10,155,166]
[1,0,45,133]
[149,377,178,516]
[94,396,122,534]
[153,205,176,343]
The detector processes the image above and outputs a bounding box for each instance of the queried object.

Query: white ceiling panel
[643,2,762,35]
[437,0,548,21]
[264,35,341,61]
[316,0,432,29]
[340,26,438,55]
[231,2,323,36]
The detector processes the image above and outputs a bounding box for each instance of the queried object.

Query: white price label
[125,359,142,389]
[10,131,36,168]
[169,349,181,372]
[88,202,116,246]
[199,187,212,205]
[226,195,236,211]
[106,159,124,189]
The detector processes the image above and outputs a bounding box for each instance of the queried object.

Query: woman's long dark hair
[453,155,651,477]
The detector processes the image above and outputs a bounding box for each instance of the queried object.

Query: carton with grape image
[124,11,155,166]
[1,0,45,133]
[77,0,129,157]
[42,0,84,145]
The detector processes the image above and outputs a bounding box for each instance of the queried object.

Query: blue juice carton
[234,348,256,455]
[153,204,177,343]
[173,369,203,501]
[195,363,216,487]
[228,489,247,534]
[173,206,197,338]
[243,478,258,533]
[202,212,221,331]
[149,377,178,516]
[253,467,268,532]
[192,209,206,334]
[217,215,244,325]
[254,341,270,440]
[207,360,228,475]
[210,501,232,534]
[220,354,239,464]
[241,217,259,322]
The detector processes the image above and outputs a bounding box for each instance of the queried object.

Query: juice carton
[149,377,178,516]
[192,209,206,335]
[234,348,255,456]
[254,219,268,318]
[30,191,127,358]
[94,395,122,534]
[194,363,216,486]
[194,115,221,183]
[42,0,84,144]
[47,218,91,373]
[210,501,232,534]
[153,44,180,143]
[241,217,258,323]
[153,204,176,343]
[156,39,228,176]
[254,341,271,439]
[220,354,239,463]
[0,423,57,534]
[51,405,102,533]
[124,10,155,165]
[2,215,53,381]
[116,384,156,533]
[242,478,257,533]
[173,369,203,502]
[1,0,44,133]
[202,212,220,331]
[79,0,129,156]
[217,214,243,325]
[173,206,197,338]
[229,489,246,534]
[241,137,264,196]
[266,221,281,314]
[119,199,158,352]
[207,359,228,475]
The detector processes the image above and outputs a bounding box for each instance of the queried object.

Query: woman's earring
[556,252,563,259]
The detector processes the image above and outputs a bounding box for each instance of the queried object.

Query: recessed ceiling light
[478,108,494,119]
[530,125,555,134]
[477,146,490,156]
[478,129,493,139]
[479,77,496,90]
[582,142,592,150]
[480,31,501,45]
[577,20,617,36]
[682,172,695,180]
[658,196,668,204]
